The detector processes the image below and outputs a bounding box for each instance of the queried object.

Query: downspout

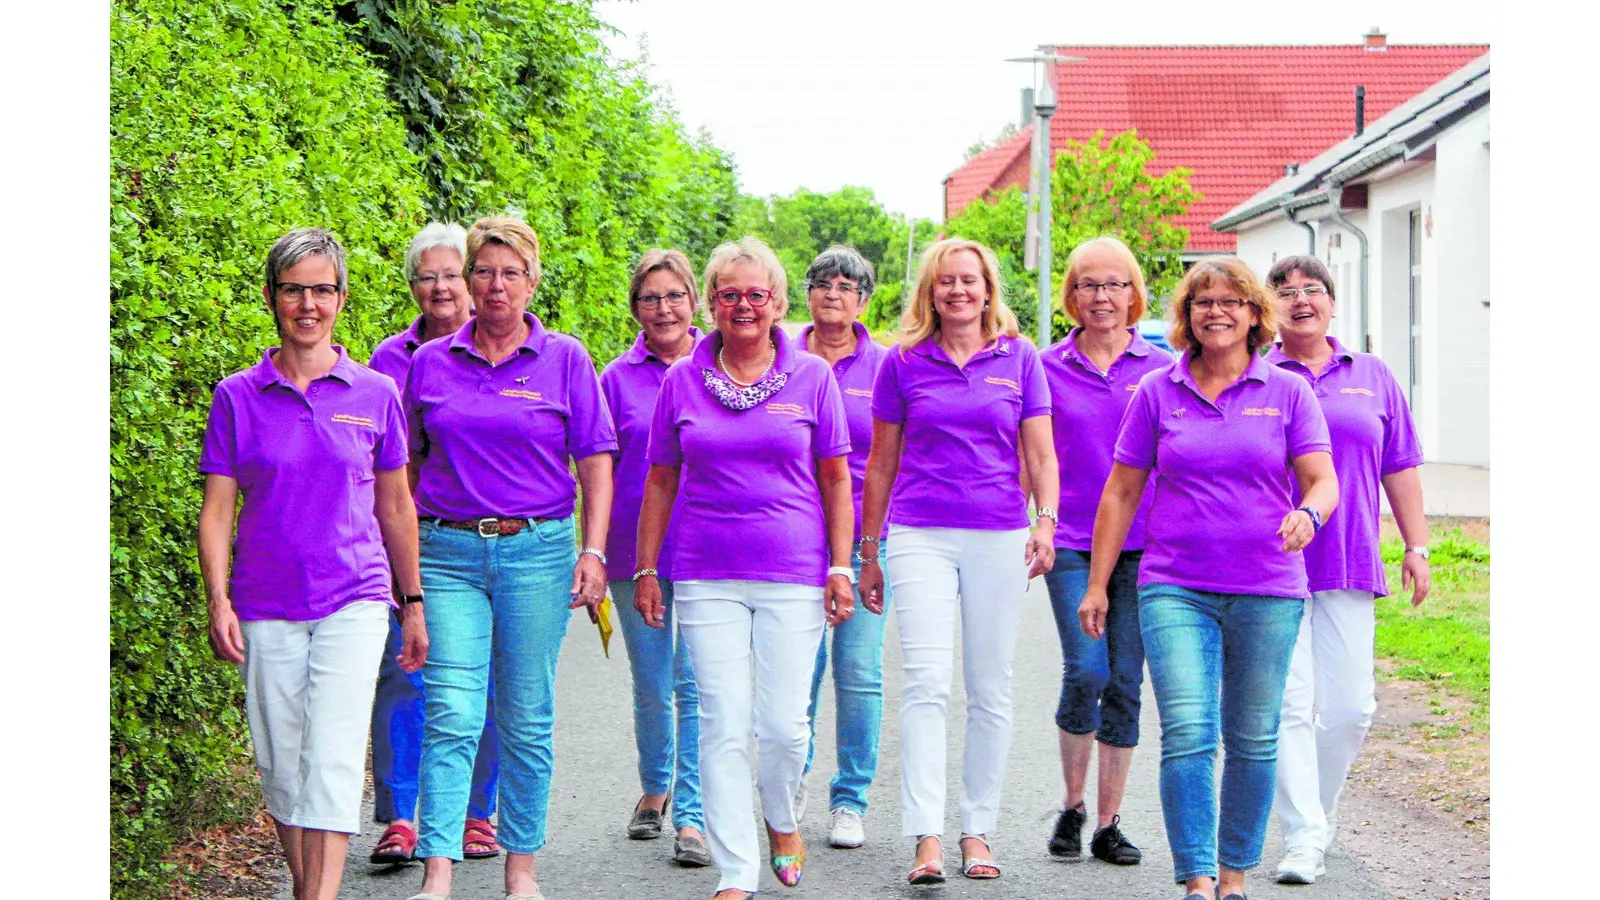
[1324,178,1371,352]
[1281,199,1315,255]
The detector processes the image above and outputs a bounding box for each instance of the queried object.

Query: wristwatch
[399,592,425,605]
[1405,545,1430,560]
[580,547,608,565]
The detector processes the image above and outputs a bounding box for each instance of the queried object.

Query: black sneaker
[1047,803,1086,859]
[1089,815,1141,865]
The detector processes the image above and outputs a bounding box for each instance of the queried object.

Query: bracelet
[860,535,880,544]
[1297,506,1323,533]
[632,568,659,581]
[580,547,608,565]
[827,565,856,584]
[1035,506,1058,527]
[856,552,880,566]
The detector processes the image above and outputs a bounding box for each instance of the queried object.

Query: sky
[597,0,1492,223]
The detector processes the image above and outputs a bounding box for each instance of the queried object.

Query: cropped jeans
[415,517,576,860]
[1043,549,1144,747]
[804,540,891,815]
[1139,583,1303,884]
[609,577,704,831]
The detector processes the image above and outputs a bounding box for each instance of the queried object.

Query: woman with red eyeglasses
[633,237,855,900]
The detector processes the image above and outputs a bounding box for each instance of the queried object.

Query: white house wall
[1429,107,1491,466]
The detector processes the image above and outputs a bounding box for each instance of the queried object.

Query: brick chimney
[1364,27,1388,51]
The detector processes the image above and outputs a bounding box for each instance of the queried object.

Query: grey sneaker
[1276,845,1326,884]
[828,807,865,848]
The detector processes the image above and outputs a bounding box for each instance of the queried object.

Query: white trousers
[887,525,1030,839]
[676,580,826,893]
[239,600,390,833]
[1275,588,1378,851]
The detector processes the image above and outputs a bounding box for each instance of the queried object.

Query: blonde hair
[465,216,542,293]
[1061,236,1147,327]
[898,238,1020,351]
[1167,257,1278,355]
[627,248,699,320]
[700,236,789,326]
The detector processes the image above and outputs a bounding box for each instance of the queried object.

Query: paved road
[313,589,1389,900]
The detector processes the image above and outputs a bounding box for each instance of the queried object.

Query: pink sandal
[464,818,501,859]
[369,822,417,865]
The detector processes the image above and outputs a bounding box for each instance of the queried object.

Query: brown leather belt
[426,516,552,538]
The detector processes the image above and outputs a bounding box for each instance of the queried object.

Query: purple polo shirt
[647,330,851,586]
[797,321,890,543]
[1268,338,1424,596]
[1044,327,1173,551]
[872,336,1051,531]
[198,347,409,622]
[1114,353,1331,598]
[599,327,703,581]
[404,312,618,521]
[368,316,427,392]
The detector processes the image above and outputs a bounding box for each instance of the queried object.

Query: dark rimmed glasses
[711,288,777,308]
[276,282,340,301]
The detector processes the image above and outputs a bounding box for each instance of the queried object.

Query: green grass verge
[1374,525,1490,727]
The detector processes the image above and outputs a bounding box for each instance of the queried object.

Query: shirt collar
[693,326,795,373]
[448,311,549,361]
[1265,336,1356,370]
[910,333,1014,367]
[401,315,427,349]
[1169,350,1271,389]
[1060,326,1152,364]
[249,346,357,391]
[796,321,873,364]
[625,326,703,365]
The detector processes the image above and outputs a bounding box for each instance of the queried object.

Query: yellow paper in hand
[596,591,614,658]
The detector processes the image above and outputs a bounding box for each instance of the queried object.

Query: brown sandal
[463,817,501,859]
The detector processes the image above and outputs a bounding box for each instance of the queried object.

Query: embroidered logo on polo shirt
[984,376,1021,391]
[500,388,543,401]
[766,402,806,416]
[331,413,376,428]
[1126,384,1139,392]
[1172,408,1185,418]
[1242,407,1282,417]
[1340,387,1376,397]
[844,388,873,398]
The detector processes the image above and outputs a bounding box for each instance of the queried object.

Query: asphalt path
[311,587,1388,900]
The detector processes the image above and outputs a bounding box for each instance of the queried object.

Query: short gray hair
[265,227,348,294]
[404,222,468,282]
[804,245,876,299]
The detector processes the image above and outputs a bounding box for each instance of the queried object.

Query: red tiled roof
[944,44,1489,253]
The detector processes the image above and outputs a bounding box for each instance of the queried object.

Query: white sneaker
[793,778,809,822]
[1276,845,1326,884]
[828,807,865,849]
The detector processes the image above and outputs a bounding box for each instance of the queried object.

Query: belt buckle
[476,517,502,538]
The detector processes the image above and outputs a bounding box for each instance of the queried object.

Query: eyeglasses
[1190,297,1250,313]
[711,288,777,308]
[470,266,530,284]
[276,282,339,301]
[638,290,691,309]
[412,272,464,288]
[1275,285,1330,299]
[809,281,861,297]
[1073,280,1132,296]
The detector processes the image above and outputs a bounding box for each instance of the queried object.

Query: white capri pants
[1275,588,1379,851]
[887,524,1031,840]
[675,580,827,894]
[239,599,390,833]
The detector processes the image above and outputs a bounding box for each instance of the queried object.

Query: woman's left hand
[1277,508,1317,552]
[398,604,430,673]
[824,573,855,626]
[569,553,608,623]
[1401,552,1431,607]
[1025,523,1056,580]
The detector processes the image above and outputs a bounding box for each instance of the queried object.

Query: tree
[944,129,1198,340]
[734,186,903,323]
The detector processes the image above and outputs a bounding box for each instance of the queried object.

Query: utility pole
[1007,50,1085,346]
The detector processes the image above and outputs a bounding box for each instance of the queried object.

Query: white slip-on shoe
[793,778,809,822]
[828,807,865,849]
[1276,845,1326,884]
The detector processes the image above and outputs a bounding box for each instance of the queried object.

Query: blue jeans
[416,518,576,860]
[803,542,890,814]
[609,578,704,831]
[1044,550,1144,748]
[1139,583,1303,883]
[371,609,499,823]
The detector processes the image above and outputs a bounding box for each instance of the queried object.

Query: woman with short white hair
[633,237,855,900]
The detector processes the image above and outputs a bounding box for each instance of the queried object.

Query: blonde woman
[857,237,1059,885]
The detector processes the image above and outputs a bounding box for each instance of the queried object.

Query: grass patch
[1373,518,1490,728]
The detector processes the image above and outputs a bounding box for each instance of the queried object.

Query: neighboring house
[1212,53,1489,468]
[943,32,1487,257]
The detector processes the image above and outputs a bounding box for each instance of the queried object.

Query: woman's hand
[1401,552,1432,607]
[858,558,886,615]
[634,575,666,629]
[1078,585,1110,640]
[825,573,855,626]
[1277,508,1317,552]
[1026,522,1056,580]
[208,599,246,664]
[398,604,429,673]
[569,553,608,623]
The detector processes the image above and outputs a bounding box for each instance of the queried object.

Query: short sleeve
[402,354,429,458]
[1113,377,1160,470]
[1377,362,1425,474]
[197,383,237,477]
[646,369,684,466]
[870,350,906,424]
[1284,376,1333,459]
[813,368,852,460]
[1018,343,1052,419]
[565,343,619,460]
[373,380,409,472]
